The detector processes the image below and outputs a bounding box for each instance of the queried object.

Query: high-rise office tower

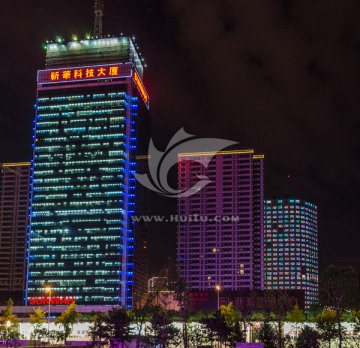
[0,162,30,303]
[26,37,150,307]
[264,199,318,308]
[177,150,264,291]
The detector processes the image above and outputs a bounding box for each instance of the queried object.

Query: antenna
[286,173,292,198]
[94,0,104,38]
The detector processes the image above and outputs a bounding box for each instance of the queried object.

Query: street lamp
[44,287,52,335]
[215,285,221,310]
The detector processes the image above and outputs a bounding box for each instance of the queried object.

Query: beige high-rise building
[0,162,30,302]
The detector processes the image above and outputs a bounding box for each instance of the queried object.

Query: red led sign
[49,66,118,81]
[37,63,132,84]
[37,62,149,108]
[29,296,75,305]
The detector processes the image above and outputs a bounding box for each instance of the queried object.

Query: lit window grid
[264,199,318,308]
[27,89,138,306]
[178,153,264,291]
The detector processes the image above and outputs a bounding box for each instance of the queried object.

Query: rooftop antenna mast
[286,173,292,199]
[94,0,104,38]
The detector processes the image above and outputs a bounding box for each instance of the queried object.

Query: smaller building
[148,277,169,292]
[178,150,264,292]
[264,199,318,308]
[0,162,30,303]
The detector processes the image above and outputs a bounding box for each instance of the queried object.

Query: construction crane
[94,0,104,38]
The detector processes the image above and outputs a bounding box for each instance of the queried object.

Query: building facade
[26,37,150,307]
[177,150,264,292]
[132,155,150,305]
[0,162,30,303]
[264,199,318,308]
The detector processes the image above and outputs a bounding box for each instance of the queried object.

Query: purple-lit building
[177,150,264,292]
[264,199,318,308]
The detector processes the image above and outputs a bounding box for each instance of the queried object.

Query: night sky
[1,0,359,274]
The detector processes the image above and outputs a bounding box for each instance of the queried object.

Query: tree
[286,304,305,338]
[320,265,360,348]
[48,329,65,344]
[220,302,244,344]
[306,304,323,323]
[295,325,320,348]
[172,276,190,348]
[187,323,209,348]
[249,311,267,322]
[29,308,47,347]
[106,308,133,346]
[131,290,162,347]
[200,315,218,347]
[0,299,20,347]
[200,303,245,346]
[266,290,289,348]
[146,306,180,348]
[257,320,277,348]
[202,309,234,347]
[348,310,360,348]
[54,302,82,343]
[87,313,108,347]
[316,308,339,348]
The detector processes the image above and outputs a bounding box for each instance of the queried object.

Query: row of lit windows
[38,95,86,103]
[34,183,123,191]
[31,261,121,268]
[27,288,121,299]
[31,235,119,244]
[35,157,124,166]
[32,199,119,208]
[39,134,124,144]
[34,270,120,276]
[34,167,124,175]
[35,176,124,185]
[38,99,125,111]
[32,208,123,217]
[31,251,120,260]
[36,142,124,153]
[37,92,125,104]
[31,245,105,251]
[38,113,125,123]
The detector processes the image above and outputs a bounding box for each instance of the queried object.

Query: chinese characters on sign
[186,290,305,311]
[37,63,132,84]
[189,291,210,303]
[38,63,149,108]
[48,65,120,82]
[233,295,299,311]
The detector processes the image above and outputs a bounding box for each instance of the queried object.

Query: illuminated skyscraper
[26,37,150,307]
[0,162,30,303]
[264,199,318,308]
[177,150,264,292]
